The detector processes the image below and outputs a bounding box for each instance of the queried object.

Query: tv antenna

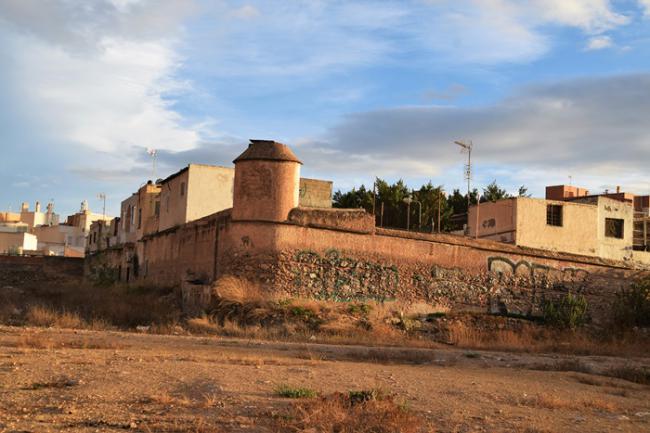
[97,193,106,218]
[147,148,157,180]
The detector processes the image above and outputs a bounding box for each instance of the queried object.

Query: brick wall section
[0,255,84,287]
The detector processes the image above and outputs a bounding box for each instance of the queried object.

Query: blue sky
[1,0,649,217]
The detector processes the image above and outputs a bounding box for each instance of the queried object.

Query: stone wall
[85,209,648,325]
[0,255,84,287]
[218,222,646,325]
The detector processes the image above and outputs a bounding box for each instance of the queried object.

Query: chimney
[21,202,29,212]
[616,186,621,194]
[35,201,41,213]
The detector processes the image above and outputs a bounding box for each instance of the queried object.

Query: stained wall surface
[298,178,333,208]
[186,165,234,223]
[467,199,517,242]
[232,160,300,222]
[159,168,190,231]
[0,232,38,254]
[515,197,600,257]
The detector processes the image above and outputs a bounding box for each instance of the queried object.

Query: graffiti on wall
[487,256,589,283]
[290,248,398,302]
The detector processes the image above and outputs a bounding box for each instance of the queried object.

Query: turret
[232,140,302,222]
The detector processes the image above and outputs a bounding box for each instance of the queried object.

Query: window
[137,208,142,229]
[180,182,186,196]
[546,204,563,227]
[154,201,160,217]
[605,218,624,239]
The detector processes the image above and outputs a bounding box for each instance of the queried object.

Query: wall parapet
[375,228,644,271]
[288,207,374,234]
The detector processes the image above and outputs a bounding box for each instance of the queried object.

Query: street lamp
[454,140,473,213]
[403,194,421,231]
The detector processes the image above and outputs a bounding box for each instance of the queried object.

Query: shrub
[275,385,318,399]
[612,278,650,328]
[542,293,588,330]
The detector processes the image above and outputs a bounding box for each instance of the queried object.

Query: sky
[0,0,649,217]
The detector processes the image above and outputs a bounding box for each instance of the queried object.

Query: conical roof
[233,140,302,164]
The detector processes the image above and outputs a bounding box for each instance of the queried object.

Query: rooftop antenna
[97,193,106,218]
[147,148,157,180]
[454,140,473,213]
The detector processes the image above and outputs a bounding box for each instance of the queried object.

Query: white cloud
[295,74,650,193]
[0,0,200,158]
[586,35,613,50]
[640,0,650,16]
[230,5,261,20]
[529,0,628,33]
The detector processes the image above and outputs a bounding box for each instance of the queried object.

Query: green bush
[542,293,588,330]
[275,385,318,399]
[612,278,650,328]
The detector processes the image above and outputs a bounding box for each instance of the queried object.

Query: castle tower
[232,139,302,222]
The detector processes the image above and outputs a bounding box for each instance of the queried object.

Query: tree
[481,180,510,203]
[332,185,373,211]
[518,185,531,197]
[447,188,478,215]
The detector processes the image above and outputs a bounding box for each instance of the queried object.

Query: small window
[605,218,624,239]
[154,201,160,217]
[546,204,563,227]
[180,182,186,196]
[137,208,142,229]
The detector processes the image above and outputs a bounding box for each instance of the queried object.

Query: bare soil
[0,325,648,433]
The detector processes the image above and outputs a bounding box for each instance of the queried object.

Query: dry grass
[514,393,619,413]
[1,282,181,330]
[443,319,650,357]
[272,390,427,433]
[142,391,193,407]
[25,305,114,331]
[212,275,275,304]
[5,332,122,350]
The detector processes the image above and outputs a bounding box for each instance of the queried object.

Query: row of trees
[332,179,530,232]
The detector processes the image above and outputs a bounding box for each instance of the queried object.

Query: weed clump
[275,384,318,399]
[542,293,588,330]
[612,278,650,329]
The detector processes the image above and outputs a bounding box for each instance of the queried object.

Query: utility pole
[372,177,377,226]
[475,193,481,239]
[454,140,473,213]
[437,189,444,233]
[404,196,411,230]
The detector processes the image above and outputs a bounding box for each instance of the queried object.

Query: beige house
[32,224,86,257]
[468,196,635,262]
[65,201,112,234]
[20,202,59,229]
[158,164,333,232]
[0,232,38,254]
[118,180,161,242]
[159,164,234,232]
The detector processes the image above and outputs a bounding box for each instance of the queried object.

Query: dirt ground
[0,325,648,433]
